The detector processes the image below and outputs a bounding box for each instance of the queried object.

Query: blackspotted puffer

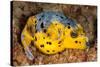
[21,11,88,60]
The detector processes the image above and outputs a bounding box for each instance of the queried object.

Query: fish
[21,11,88,60]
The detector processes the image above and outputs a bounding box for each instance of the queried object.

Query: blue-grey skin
[35,11,77,31]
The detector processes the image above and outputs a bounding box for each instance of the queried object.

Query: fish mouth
[73,24,90,48]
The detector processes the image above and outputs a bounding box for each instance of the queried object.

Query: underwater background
[11,1,97,66]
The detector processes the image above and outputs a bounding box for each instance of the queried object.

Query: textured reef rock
[12,1,97,66]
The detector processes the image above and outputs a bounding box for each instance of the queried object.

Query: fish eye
[70,31,78,38]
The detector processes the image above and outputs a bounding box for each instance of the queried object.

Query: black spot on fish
[35,36,37,41]
[41,15,44,18]
[40,44,44,48]
[58,41,62,44]
[56,14,59,16]
[67,23,70,25]
[39,18,41,21]
[52,50,55,52]
[35,30,37,33]
[47,50,49,52]
[41,22,44,28]
[43,29,47,33]
[75,41,78,43]
[47,33,50,36]
[43,37,45,39]
[46,42,52,45]
[60,16,64,19]
[68,26,70,29]
[35,20,37,23]
[79,41,81,44]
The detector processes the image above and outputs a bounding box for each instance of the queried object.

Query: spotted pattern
[21,11,88,59]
